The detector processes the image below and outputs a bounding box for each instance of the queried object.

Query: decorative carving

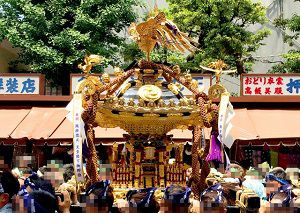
[128,12,196,61]
[102,73,110,84]
[114,67,124,77]
[78,55,104,74]
[138,85,162,102]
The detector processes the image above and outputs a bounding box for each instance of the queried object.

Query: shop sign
[0,73,44,95]
[241,74,300,96]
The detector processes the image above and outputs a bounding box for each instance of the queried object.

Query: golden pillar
[112,143,118,185]
[134,150,141,188]
[126,143,134,188]
[158,151,165,187]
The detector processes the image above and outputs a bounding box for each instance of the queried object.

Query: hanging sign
[241,74,300,96]
[218,93,235,148]
[73,93,84,182]
[0,73,45,94]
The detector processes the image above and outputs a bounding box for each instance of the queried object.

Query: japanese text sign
[241,74,300,96]
[0,74,44,95]
[73,93,84,182]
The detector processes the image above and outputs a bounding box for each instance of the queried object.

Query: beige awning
[0,109,30,138]
[246,109,300,139]
[49,117,127,139]
[10,107,67,139]
[1,107,300,143]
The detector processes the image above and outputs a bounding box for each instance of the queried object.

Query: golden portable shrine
[74,11,232,199]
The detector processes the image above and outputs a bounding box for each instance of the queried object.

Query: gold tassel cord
[191,126,202,199]
[86,125,99,185]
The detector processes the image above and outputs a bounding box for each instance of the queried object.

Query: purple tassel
[206,132,222,162]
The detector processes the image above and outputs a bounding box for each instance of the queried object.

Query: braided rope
[102,69,135,96]
[191,126,202,199]
[81,92,99,185]
[86,125,99,185]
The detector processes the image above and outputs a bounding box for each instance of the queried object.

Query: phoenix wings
[128,12,197,61]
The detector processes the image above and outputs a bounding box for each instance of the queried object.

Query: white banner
[73,94,84,182]
[242,74,300,96]
[218,93,235,148]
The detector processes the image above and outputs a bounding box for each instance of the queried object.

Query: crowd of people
[0,159,299,213]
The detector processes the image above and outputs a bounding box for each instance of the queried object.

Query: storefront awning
[1,107,300,145]
[0,109,30,138]
[49,117,127,139]
[10,107,67,139]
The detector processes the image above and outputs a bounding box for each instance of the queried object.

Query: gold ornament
[184,73,193,83]
[78,80,96,96]
[138,85,162,102]
[127,98,135,106]
[87,76,103,89]
[172,65,181,75]
[168,83,179,95]
[114,67,124,77]
[78,55,104,74]
[200,60,236,84]
[102,73,110,84]
[128,12,197,61]
[208,84,227,99]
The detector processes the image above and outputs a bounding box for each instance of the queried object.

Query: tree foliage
[164,0,270,74]
[269,0,300,73]
[0,0,141,93]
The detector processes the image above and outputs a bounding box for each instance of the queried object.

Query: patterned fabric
[126,187,156,208]
[244,147,253,166]
[252,150,262,167]
[278,145,289,169]
[164,185,192,204]
[270,151,278,168]
[288,154,298,167]
[261,144,270,164]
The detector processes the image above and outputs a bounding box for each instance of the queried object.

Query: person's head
[17,190,58,213]
[19,173,55,197]
[84,180,114,212]
[21,168,33,178]
[229,164,245,179]
[126,187,159,213]
[63,164,74,183]
[200,184,227,213]
[162,184,191,213]
[0,170,20,209]
[43,160,64,189]
[265,167,289,195]
[269,167,286,180]
[37,166,47,178]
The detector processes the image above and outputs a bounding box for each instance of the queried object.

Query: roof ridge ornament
[200,60,236,99]
[128,12,197,61]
